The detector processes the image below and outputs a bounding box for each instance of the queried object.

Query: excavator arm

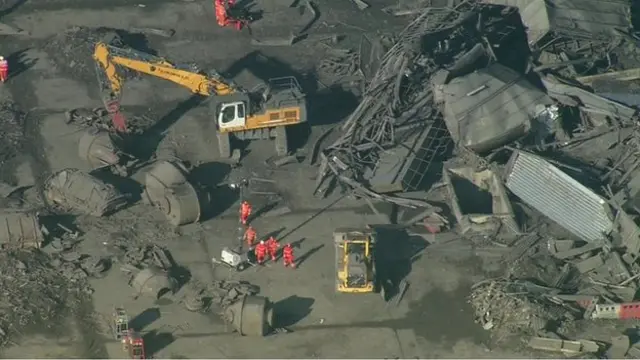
[93,42,242,132]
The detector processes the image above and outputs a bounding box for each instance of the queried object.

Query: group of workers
[240,200,295,268]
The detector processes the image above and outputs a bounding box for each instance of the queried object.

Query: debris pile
[44,27,150,81]
[66,106,155,135]
[310,0,640,346]
[469,279,579,339]
[0,102,26,166]
[0,250,89,345]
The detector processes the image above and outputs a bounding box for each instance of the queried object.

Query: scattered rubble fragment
[443,166,519,234]
[0,102,26,166]
[66,107,154,135]
[0,250,91,346]
[469,279,578,339]
[0,212,43,250]
[44,27,151,81]
[185,280,274,336]
[44,168,130,216]
[527,336,601,356]
[78,127,138,176]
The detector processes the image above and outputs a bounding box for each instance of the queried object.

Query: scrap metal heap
[315,0,640,352]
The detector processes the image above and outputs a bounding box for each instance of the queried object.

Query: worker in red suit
[265,236,279,261]
[254,240,267,265]
[283,243,295,268]
[239,200,252,225]
[214,0,228,27]
[0,56,8,83]
[244,226,257,247]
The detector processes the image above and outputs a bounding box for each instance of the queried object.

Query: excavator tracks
[274,126,288,157]
[217,132,231,158]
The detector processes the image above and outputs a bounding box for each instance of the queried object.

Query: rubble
[0,212,43,250]
[0,250,91,346]
[44,168,130,217]
[0,102,26,167]
[44,27,151,82]
[66,107,155,135]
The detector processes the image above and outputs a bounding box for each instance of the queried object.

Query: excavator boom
[92,41,307,157]
[94,42,239,97]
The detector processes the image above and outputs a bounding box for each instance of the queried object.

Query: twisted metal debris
[315,2,477,208]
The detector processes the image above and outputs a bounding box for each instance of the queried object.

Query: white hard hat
[0,56,4,61]
[260,240,264,244]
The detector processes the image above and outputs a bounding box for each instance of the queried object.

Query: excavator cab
[218,101,247,130]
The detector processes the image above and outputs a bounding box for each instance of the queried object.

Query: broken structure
[45,168,129,217]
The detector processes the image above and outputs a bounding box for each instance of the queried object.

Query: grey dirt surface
[0,0,538,358]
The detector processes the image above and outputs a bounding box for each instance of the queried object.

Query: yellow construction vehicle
[93,42,307,157]
[333,227,376,293]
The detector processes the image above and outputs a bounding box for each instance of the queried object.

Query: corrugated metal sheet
[505,151,613,242]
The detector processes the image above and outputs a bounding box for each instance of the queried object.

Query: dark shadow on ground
[372,227,427,300]
[262,226,286,242]
[142,330,175,357]
[130,308,161,331]
[272,295,314,327]
[200,184,239,222]
[250,200,280,220]
[89,167,143,203]
[7,48,37,80]
[189,161,231,187]
[296,244,324,268]
[130,95,205,160]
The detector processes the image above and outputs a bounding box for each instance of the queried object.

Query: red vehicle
[122,330,146,359]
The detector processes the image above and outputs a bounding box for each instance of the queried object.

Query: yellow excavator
[334,227,377,293]
[93,42,307,158]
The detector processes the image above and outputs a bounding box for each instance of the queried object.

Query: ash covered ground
[0,0,640,358]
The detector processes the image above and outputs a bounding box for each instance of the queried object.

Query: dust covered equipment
[0,212,43,249]
[334,228,377,293]
[78,127,134,175]
[223,295,274,336]
[44,168,129,216]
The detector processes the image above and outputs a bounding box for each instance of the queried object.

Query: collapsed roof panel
[541,75,636,121]
[505,150,613,242]
[442,63,552,153]
[483,0,632,45]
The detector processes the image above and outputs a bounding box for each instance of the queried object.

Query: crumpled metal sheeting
[505,150,614,243]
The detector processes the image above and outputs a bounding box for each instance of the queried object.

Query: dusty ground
[0,0,551,358]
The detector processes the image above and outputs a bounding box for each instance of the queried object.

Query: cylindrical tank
[223,295,274,336]
[78,128,120,168]
[145,161,189,189]
[144,161,205,226]
[45,169,128,217]
[0,212,43,249]
[131,267,177,299]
